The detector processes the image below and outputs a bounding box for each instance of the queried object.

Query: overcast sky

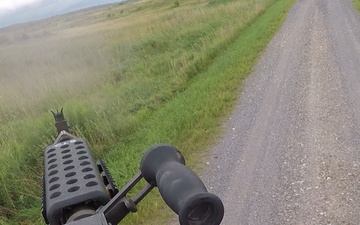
[0,0,124,28]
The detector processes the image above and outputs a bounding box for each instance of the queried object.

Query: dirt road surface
[203,0,360,224]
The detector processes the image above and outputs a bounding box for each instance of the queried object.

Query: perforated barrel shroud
[43,138,110,225]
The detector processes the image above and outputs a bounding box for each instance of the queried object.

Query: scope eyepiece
[179,192,224,225]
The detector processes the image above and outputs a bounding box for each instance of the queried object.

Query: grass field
[0,0,296,224]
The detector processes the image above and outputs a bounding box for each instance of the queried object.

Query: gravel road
[202,0,360,224]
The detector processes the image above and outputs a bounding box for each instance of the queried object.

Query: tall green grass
[207,0,237,6]
[0,0,295,224]
[354,0,360,12]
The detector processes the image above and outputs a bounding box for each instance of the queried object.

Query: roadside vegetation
[354,0,360,11]
[0,0,295,224]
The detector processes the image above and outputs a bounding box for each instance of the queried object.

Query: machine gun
[42,108,224,225]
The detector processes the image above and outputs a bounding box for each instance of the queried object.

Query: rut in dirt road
[203,0,360,224]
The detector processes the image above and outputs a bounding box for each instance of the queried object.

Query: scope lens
[179,193,224,225]
[187,202,216,224]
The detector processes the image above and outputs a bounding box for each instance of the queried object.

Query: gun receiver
[42,109,224,225]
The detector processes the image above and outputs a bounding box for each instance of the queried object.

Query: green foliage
[207,0,236,6]
[353,0,360,12]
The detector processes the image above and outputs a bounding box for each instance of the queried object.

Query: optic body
[141,144,224,225]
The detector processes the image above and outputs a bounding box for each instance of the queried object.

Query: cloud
[0,0,124,28]
[0,0,42,11]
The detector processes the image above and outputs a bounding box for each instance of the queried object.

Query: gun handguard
[141,145,224,225]
[42,133,114,225]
